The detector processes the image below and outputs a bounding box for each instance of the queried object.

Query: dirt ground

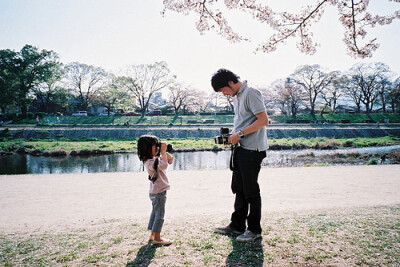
[1,165,399,233]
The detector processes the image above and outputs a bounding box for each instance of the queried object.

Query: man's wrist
[238,130,244,137]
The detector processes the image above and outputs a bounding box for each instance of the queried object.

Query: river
[1,145,399,175]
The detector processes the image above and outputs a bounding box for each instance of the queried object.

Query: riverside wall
[4,125,400,139]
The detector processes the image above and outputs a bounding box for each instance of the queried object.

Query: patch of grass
[55,251,78,263]
[2,136,399,154]
[111,236,123,244]
[84,253,106,264]
[13,113,400,126]
[304,163,330,167]
[366,158,379,165]
[272,113,400,123]
[1,205,399,266]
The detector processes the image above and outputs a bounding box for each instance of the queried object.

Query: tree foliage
[64,62,108,111]
[291,65,335,118]
[388,77,400,112]
[120,61,172,116]
[266,62,400,116]
[92,76,134,115]
[346,62,391,115]
[1,45,399,117]
[0,45,61,116]
[31,63,62,113]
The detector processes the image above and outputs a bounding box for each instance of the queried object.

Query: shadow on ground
[226,237,264,266]
[126,242,157,267]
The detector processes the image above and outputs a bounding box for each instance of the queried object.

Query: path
[0,165,399,232]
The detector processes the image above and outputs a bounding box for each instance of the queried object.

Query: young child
[137,135,174,245]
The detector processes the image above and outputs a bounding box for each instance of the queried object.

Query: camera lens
[156,142,173,152]
[166,144,173,152]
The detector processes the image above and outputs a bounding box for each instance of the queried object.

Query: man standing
[211,69,268,242]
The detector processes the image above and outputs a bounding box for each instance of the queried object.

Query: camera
[214,127,231,145]
[156,142,173,153]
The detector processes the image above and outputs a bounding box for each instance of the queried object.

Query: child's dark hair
[137,135,158,162]
[211,68,240,92]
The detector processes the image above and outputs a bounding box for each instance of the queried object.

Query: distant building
[151,92,167,106]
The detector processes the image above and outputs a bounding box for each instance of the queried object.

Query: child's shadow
[126,242,158,267]
[226,237,264,267]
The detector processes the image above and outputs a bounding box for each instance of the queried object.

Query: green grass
[272,113,400,123]
[1,136,399,153]
[269,136,400,148]
[17,114,235,126]
[10,112,400,125]
[1,205,399,266]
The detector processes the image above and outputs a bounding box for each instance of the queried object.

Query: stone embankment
[3,124,400,139]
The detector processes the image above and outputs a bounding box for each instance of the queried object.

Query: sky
[1,0,399,94]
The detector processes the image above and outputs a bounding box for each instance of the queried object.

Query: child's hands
[166,152,173,162]
[159,142,168,152]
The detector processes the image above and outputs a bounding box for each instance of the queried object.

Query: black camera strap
[148,151,161,183]
[229,144,238,171]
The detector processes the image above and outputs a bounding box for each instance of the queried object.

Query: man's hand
[228,133,241,144]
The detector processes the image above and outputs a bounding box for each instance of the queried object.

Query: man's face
[219,86,235,96]
[219,81,237,97]
[218,81,241,97]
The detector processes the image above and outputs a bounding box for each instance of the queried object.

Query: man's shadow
[226,236,264,267]
[126,242,158,267]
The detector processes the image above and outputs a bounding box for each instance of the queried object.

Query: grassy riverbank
[1,205,399,266]
[10,112,400,125]
[1,136,400,154]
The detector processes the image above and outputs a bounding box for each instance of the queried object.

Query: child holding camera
[137,135,174,245]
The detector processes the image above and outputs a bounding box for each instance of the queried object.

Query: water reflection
[24,153,144,174]
[0,151,233,175]
[1,145,399,175]
[0,154,28,174]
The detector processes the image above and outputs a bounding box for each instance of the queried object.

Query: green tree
[51,87,70,114]
[0,50,17,114]
[92,76,133,115]
[0,45,61,117]
[31,63,62,113]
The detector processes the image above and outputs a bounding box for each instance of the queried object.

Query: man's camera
[156,142,173,153]
[214,127,231,145]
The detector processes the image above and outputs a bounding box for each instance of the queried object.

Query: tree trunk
[21,106,28,118]
[380,94,386,113]
[291,103,297,119]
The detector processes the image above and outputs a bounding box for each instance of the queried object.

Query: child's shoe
[152,238,172,246]
[149,233,155,241]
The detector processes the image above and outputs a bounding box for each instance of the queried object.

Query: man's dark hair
[211,69,240,92]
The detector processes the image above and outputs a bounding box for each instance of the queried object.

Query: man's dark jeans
[229,146,266,234]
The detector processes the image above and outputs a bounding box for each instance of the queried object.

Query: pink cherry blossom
[162,0,399,58]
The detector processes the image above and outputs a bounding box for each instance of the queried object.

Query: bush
[343,141,354,147]
[0,128,12,138]
[366,158,379,165]
[35,112,46,118]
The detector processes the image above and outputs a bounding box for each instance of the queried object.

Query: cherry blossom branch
[162,0,400,58]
